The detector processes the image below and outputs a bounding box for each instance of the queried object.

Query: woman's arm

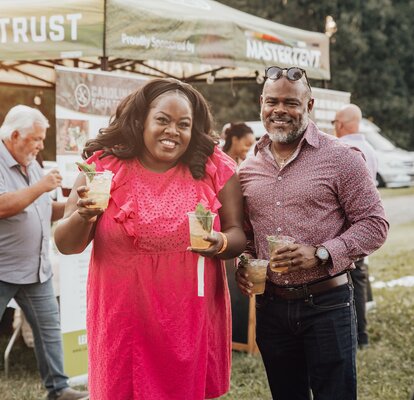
[193,173,246,259]
[217,173,246,258]
[54,173,103,254]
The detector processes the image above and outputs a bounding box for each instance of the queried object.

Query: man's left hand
[270,244,319,274]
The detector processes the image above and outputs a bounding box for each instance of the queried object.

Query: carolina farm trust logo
[75,83,91,108]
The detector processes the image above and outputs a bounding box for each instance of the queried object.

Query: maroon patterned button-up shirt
[238,120,389,286]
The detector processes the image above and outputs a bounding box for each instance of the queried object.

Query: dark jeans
[350,259,369,345]
[256,283,357,400]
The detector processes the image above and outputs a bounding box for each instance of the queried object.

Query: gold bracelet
[216,232,228,254]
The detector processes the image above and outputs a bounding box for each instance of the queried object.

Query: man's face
[11,124,46,166]
[260,78,313,144]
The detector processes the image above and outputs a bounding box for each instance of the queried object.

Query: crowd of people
[0,67,390,400]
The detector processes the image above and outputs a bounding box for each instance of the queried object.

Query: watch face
[317,247,329,261]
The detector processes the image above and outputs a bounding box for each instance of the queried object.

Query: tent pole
[101,0,108,71]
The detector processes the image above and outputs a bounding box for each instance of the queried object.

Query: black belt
[265,273,351,300]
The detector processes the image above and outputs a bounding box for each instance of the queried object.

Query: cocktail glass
[267,235,295,273]
[244,259,268,295]
[187,211,216,249]
[84,170,113,209]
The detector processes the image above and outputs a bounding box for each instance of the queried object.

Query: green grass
[223,221,414,400]
[1,222,413,400]
[379,186,414,199]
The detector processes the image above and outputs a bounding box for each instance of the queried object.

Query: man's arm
[322,150,389,275]
[0,169,62,219]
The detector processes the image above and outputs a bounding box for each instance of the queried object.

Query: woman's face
[232,132,255,161]
[141,93,193,172]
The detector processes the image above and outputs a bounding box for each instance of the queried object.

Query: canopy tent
[0,0,330,88]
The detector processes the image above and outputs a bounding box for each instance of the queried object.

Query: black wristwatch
[315,246,330,265]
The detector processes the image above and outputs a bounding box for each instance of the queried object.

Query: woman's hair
[221,122,254,153]
[83,78,217,179]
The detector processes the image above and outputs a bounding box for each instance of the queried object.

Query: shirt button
[277,227,282,232]
[277,176,282,181]
[276,201,281,206]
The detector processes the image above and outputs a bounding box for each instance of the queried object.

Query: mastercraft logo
[245,31,321,69]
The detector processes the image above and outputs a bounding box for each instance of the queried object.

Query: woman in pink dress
[54,78,246,400]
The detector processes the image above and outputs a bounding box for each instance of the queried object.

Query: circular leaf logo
[75,83,91,108]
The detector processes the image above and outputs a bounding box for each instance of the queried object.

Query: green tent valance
[0,0,330,87]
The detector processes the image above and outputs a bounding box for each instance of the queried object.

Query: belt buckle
[285,285,306,299]
[285,287,298,292]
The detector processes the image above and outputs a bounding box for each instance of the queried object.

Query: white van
[359,119,414,188]
[245,119,414,188]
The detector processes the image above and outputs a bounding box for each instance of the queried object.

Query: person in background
[222,122,255,165]
[54,78,246,400]
[333,103,379,349]
[236,66,388,400]
[0,105,88,400]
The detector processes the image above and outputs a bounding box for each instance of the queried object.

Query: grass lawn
[379,186,414,199]
[1,222,413,399]
[224,222,414,399]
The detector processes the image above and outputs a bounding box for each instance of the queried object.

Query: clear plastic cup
[84,170,113,209]
[245,259,268,295]
[187,211,216,249]
[267,235,295,273]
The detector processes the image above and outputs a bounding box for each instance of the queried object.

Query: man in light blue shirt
[0,105,88,400]
[333,103,378,350]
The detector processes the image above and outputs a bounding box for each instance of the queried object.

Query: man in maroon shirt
[236,66,388,400]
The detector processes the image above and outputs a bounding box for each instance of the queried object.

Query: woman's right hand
[76,185,104,222]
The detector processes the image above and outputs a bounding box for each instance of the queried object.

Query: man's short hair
[0,105,49,139]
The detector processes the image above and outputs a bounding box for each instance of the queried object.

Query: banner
[0,0,330,86]
[0,0,104,60]
[106,0,330,80]
[55,66,145,189]
[56,66,145,380]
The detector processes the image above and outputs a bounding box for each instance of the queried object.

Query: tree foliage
[218,0,414,150]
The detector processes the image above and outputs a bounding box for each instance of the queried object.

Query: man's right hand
[39,169,62,192]
[235,266,254,297]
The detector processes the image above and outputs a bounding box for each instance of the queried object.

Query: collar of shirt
[338,133,367,142]
[0,140,20,168]
[0,139,35,171]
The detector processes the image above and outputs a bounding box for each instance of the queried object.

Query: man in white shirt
[333,103,378,349]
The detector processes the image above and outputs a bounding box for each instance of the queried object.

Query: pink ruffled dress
[85,147,236,400]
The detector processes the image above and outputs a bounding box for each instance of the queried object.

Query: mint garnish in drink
[195,203,213,232]
[76,161,96,181]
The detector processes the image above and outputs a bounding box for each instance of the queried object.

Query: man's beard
[265,114,309,144]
